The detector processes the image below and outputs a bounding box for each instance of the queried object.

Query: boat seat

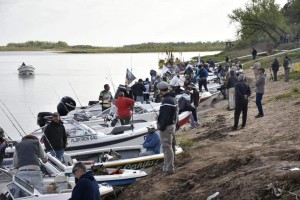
[110,126,133,135]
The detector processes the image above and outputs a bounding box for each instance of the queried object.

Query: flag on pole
[197,53,201,65]
[125,68,136,85]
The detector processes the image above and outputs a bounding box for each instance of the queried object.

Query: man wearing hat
[156,81,177,176]
[139,124,161,157]
[0,127,7,166]
[44,112,67,161]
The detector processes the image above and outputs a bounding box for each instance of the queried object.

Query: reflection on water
[0,51,220,139]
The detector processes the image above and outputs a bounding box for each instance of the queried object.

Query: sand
[117,67,300,200]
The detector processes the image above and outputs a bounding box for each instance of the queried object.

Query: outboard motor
[57,96,76,116]
[37,112,53,127]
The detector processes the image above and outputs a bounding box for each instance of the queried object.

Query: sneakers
[255,114,264,118]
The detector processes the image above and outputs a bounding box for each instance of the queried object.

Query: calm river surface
[0,51,220,140]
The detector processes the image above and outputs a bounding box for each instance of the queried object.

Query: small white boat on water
[18,62,35,75]
[0,168,114,200]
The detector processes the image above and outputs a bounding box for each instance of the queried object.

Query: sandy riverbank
[117,66,300,200]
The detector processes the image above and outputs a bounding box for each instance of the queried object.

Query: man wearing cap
[44,112,67,161]
[13,135,48,194]
[99,84,114,111]
[139,125,161,157]
[0,127,7,166]
[232,74,251,130]
[156,81,177,176]
[115,92,135,125]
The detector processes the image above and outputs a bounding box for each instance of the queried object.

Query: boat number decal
[70,135,98,143]
[123,159,160,170]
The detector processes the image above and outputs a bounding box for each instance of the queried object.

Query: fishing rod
[0,104,23,138]
[106,68,116,94]
[3,130,12,140]
[0,100,27,136]
[53,88,70,114]
[28,107,36,120]
[68,80,83,108]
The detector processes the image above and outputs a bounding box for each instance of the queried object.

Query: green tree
[229,0,289,43]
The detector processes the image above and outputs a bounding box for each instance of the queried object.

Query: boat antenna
[0,104,23,138]
[68,80,83,108]
[0,99,27,136]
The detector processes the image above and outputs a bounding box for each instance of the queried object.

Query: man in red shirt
[114,92,135,125]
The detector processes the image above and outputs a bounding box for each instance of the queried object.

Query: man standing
[271,57,280,81]
[195,64,208,92]
[139,124,161,157]
[232,74,251,130]
[0,127,7,167]
[283,54,292,82]
[226,70,238,110]
[13,135,48,194]
[252,48,257,60]
[132,79,146,103]
[115,92,135,125]
[69,162,100,200]
[157,81,177,176]
[255,68,266,118]
[44,112,67,161]
[253,60,262,80]
[99,84,114,111]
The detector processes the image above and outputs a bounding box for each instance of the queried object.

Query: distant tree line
[3,41,226,52]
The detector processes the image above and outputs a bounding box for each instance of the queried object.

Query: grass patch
[178,137,195,151]
[271,86,300,101]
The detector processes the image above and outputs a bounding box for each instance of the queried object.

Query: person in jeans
[115,92,135,125]
[139,124,161,157]
[44,112,67,161]
[232,74,251,130]
[13,135,48,194]
[156,81,177,176]
[255,68,266,118]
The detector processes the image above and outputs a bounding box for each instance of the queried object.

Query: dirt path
[117,67,300,200]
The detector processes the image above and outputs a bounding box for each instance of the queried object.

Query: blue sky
[0,0,288,46]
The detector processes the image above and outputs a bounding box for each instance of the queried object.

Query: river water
[0,51,220,140]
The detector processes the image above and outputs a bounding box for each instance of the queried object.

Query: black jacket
[271,59,280,71]
[226,74,238,89]
[157,92,177,131]
[132,82,146,96]
[44,121,67,151]
[69,171,100,200]
[235,81,251,102]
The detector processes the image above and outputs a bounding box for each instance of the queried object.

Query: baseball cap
[157,81,169,90]
[147,124,156,129]
[52,112,60,116]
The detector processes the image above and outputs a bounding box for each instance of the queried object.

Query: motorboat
[18,63,35,75]
[0,168,114,200]
[45,155,147,187]
[63,145,184,170]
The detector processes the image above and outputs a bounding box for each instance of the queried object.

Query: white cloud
[0,0,289,46]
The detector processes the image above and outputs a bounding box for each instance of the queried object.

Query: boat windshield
[4,176,35,199]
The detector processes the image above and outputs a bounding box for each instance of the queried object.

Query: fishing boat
[0,168,114,200]
[18,62,35,75]
[63,145,184,170]
[45,155,147,187]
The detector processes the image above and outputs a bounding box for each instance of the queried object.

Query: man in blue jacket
[194,64,208,92]
[139,124,161,156]
[69,162,100,200]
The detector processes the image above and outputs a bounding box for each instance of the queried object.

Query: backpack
[283,58,291,68]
